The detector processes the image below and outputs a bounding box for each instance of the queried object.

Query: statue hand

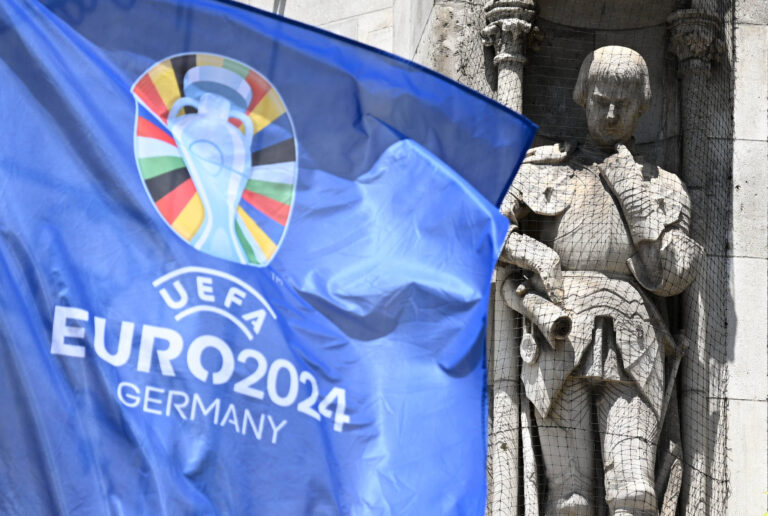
[515,273,562,307]
[538,266,564,306]
[528,255,564,305]
[599,144,669,243]
[600,143,643,188]
[500,231,564,303]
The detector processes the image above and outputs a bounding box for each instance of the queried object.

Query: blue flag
[0,1,535,514]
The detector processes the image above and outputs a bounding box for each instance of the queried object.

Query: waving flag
[0,1,535,514]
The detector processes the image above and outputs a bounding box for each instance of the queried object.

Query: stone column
[668,9,722,186]
[481,2,536,515]
[481,0,536,112]
[667,8,724,515]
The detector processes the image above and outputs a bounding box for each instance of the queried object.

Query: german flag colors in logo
[131,53,297,266]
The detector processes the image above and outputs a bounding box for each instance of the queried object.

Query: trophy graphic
[132,53,298,267]
[168,67,255,264]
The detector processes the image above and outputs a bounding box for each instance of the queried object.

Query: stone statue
[498,46,703,515]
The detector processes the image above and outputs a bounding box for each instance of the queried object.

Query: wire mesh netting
[237,1,732,513]
[473,1,732,514]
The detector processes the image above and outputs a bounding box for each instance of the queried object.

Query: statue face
[585,78,643,147]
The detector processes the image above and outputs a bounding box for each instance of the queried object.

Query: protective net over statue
[424,1,733,514]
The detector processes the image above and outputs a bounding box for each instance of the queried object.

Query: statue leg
[597,382,659,516]
[534,377,593,516]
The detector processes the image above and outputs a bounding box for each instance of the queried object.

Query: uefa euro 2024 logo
[48,64,351,439]
[47,54,357,443]
[131,53,297,266]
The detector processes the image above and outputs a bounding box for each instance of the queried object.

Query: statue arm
[601,145,703,297]
[498,189,564,303]
[628,229,702,297]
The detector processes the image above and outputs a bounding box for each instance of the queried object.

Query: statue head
[573,46,651,148]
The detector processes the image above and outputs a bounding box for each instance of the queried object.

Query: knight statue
[498,46,703,515]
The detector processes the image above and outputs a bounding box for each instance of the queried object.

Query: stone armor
[499,141,703,515]
[501,142,701,418]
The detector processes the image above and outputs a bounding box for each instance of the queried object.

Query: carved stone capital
[481,1,537,66]
[667,9,724,77]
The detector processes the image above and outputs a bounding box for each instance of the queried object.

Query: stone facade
[727,2,768,513]
[236,1,765,513]
[241,0,395,52]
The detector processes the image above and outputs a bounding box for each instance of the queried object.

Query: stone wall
[727,1,768,512]
[241,0,395,52]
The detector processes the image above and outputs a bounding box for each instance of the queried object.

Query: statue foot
[608,480,658,516]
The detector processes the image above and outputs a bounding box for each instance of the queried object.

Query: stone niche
[400,0,733,513]
[484,0,732,515]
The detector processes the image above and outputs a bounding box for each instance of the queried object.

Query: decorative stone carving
[668,9,724,77]
[481,1,537,66]
[481,0,537,111]
[498,46,703,515]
